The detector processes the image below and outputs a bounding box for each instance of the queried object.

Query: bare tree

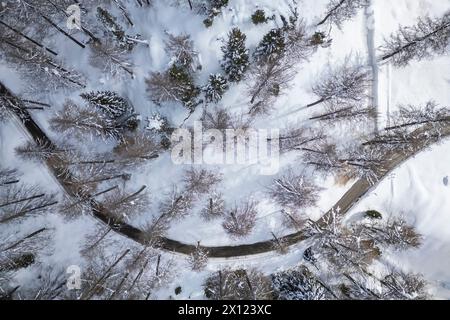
[317,0,370,27]
[99,185,149,223]
[0,34,85,89]
[308,58,372,109]
[113,133,160,166]
[358,218,422,250]
[50,100,122,141]
[268,169,321,210]
[204,268,273,300]
[272,266,334,300]
[0,168,20,187]
[15,139,65,163]
[0,183,57,225]
[146,64,200,110]
[222,200,257,238]
[247,59,295,116]
[277,127,326,153]
[381,12,450,66]
[381,270,429,300]
[303,141,386,184]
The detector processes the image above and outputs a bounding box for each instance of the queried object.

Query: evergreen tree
[97,7,134,51]
[272,266,330,300]
[221,28,250,82]
[254,28,286,63]
[80,91,132,120]
[204,73,228,103]
[381,13,450,66]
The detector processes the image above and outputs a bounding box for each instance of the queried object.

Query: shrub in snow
[221,28,249,82]
[204,73,228,103]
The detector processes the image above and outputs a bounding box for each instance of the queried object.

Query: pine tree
[221,28,250,82]
[254,28,286,63]
[204,73,228,103]
[272,266,330,300]
[97,7,134,51]
[80,91,132,120]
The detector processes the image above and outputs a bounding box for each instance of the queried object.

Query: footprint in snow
[444,176,449,186]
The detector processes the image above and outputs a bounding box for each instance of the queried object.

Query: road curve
[2,82,449,258]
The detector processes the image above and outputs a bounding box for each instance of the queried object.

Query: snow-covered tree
[146,64,200,110]
[99,185,149,223]
[204,268,273,300]
[381,271,429,300]
[0,171,57,225]
[0,32,85,89]
[182,168,222,197]
[187,241,209,271]
[272,266,332,300]
[308,58,372,109]
[201,191,225,220]
[97,7,134,51]
[385,102,450,133]
[113,133,161,167]
[268,169,321,211]
[251,9,270,25]
[221,28,250,82]
[247,58,295,115]
[381,13,450,66]
[222,200,257,238]
[89,40,134,78]
[50,100,122,140]
[204,73,228,103]
[165,33,199,70]
[277,127,326,153]
[80,91,134,120]
[254,29,286,63]
[317,0,370,27]
[197,0,229,27]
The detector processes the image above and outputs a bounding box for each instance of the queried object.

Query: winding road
[2,82,450,258]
